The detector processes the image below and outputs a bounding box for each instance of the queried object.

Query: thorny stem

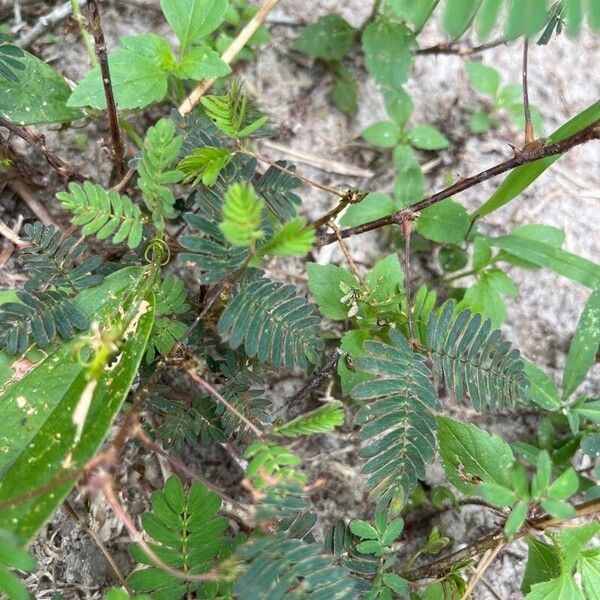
[522,38,534,145]
[0,117,87,181]
[316,120,600,246]
[310,189,368,229]
[417,38,506,56]
[401,496,600,582]
[87,0,125,181]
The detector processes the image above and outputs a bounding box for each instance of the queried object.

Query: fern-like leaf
[352,330,440,511]
[178,146,234,187]
[245,441,306,488]
[218,270,324,369]
[20,222,104,292]
[0,289,87,354]
[219,182,264,246]
[56,181,146,249]
[200,80,270,139]
[128,475,235,599]
[138,118,183,229]
[234,533,358,599]
[259,217,316,257]
[172,110,228,155]
[323,520,380,578]
[272,401,345,437]
[0,34,25,82]
[426,300,528,411]
[255,161,302,222]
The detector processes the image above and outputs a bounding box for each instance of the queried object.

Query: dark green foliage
[0,289,87,354]
[218,270,324,369]
[323,520,380,578]
[426,300,529,410]
[352,330,440,510]
[20,222,104,292]
[0,34,25,82]
[0,528,36,600]
[255,161,302,222]
[234,533,358,599]
[56,182,146,249]
[128,475,235,600]
[172,111,228,156]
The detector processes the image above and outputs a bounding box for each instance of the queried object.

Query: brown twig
[330,220,364,284]
[87,0,125,181]
[522,38,534,145]
[402,496,600,581]
[8,175,57,226]
[111,166,136,193]
[417,38,506,56]
[0,117,86,181]
[316,120,600,246]
[287,347,344,406]
[178,0,281,114]
[460,541,504,600]
[399,214,415,340]
[310,189,368,229]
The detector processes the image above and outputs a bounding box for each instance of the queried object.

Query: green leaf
[0,528,36,600]
[272,401,345,437]
[408,125,449,150]
[332,69,358,115]
[365,254,404,303]
[293,14,356,61]
[416,199,470,244]
[522,537,561,594]
[394,144,426,206]
[478,482,517,506]
[540,499,577,520]
[68,34,173,110]
[487,234,600,289]
[381,517,404,545]
[338,329,372,395]
[525,574,583,600]
[439,247,468,272]
[259,217,315,256]
[546,467,579,500]
[340,193,398,227]
[466,61,500,97]
[0,50,82,124]
[349,519,379,540]
[469,110,493,134]
[523,361,561,411]
[219,182,264,246]
[0,268,154,543]
[474,99,600,219]
[382,573,410,594]
[504,499,529,536]
[178,146,233,187]
[386,0,439,29]
[442,0,479,38]
[362,121,399,148]
[173,46,230,80]
[384,88,414,127]
[579,547,600,600]
[437,416,515,494]
[307,263,359,320]
[574,399,600,423]
[505,0,548,39]
[563,288,600,398]
[362,18,416,90]
[160,0,228,53]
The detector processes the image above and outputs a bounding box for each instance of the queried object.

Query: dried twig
[460,541,504,600]
[329,220,363,284]
[0,216,25,246]
[87,0,125,181]
[417,38,506,56]
[178,0,281,115]
[287,348,344,406]
[8,176,56,226]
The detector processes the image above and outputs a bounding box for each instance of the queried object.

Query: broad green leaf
[0,528,36,600]
[332,67,358,115]
[461,274,506,327]
[382,573,409,594]
[563,288,600,398]
[365,254,404,303]
[487,234,600,289]
[383,88,414,127]
[574,399,600,424]
[504,498,529,536]
[349,519,378,539]
[474,99,600,218]
[362,18,416,90]
[293,14,356,61]
[0,50,82,124]
[438,247,468,272]
[522,537,561,594]
[416,199,470,244]
[362,121,399,148]
[0,268,154,543]
[437,416,515,494]
[579,547,600,600]
[466,61,500,97]
[408,125,449,150]
[523,360,561,410]
[505,0,548,39]
[476,0,503,39]
[173,46,231,80]
[557,523,600,571]
[68,34,173,110]
[472,236,492,271]
[469,110,493,134]
[394,144,426,206]
[478,482,517,506]
[546,467,579,500]
[442,0,479,38]
[307,263,359,320]
[540,499,576,520]
[160,0,228,53]
[525,574,584,600]
[386,0,439,30]
[340,192,398,227]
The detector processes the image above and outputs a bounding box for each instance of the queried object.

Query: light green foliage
[259,217,316,256]
[201,80,269,138]
[306,263,360,320]
[407,125,449,150]
[234,533,358,599]
[129,475,237,599]
[178,146,233,186]
[352,330,440,511]
[138,118,183,229]
[416,199,469,244]
[0,49,82,124]
[0,34,25,82]
[244,441,306,487]
[104,590,151,600]
[563,289,600,398]
[340,192,400,227]
[385,0,439,30]
[218,270,324,369]
[0,528,36,600]
[56,182,146,249]
[293,14,356,61]
[523,360,561,411]
[0,268,154,543]
[69,1,231,110]
[427,301,528,410]
[272,401,345,437]
[218,182,264,246]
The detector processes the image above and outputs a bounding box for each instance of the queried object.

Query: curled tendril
[145,238,170,266]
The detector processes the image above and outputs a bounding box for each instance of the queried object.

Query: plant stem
[70,0,97,66]
[87,0,125,181]
[522,37,534,145]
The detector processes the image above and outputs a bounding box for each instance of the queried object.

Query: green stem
[119,118,143,149]
[71,0,97,66]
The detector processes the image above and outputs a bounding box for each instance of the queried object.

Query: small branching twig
[87,0,125,181]
[330,220,364,284]
[417,39,506,56]
[310,189,368,229]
